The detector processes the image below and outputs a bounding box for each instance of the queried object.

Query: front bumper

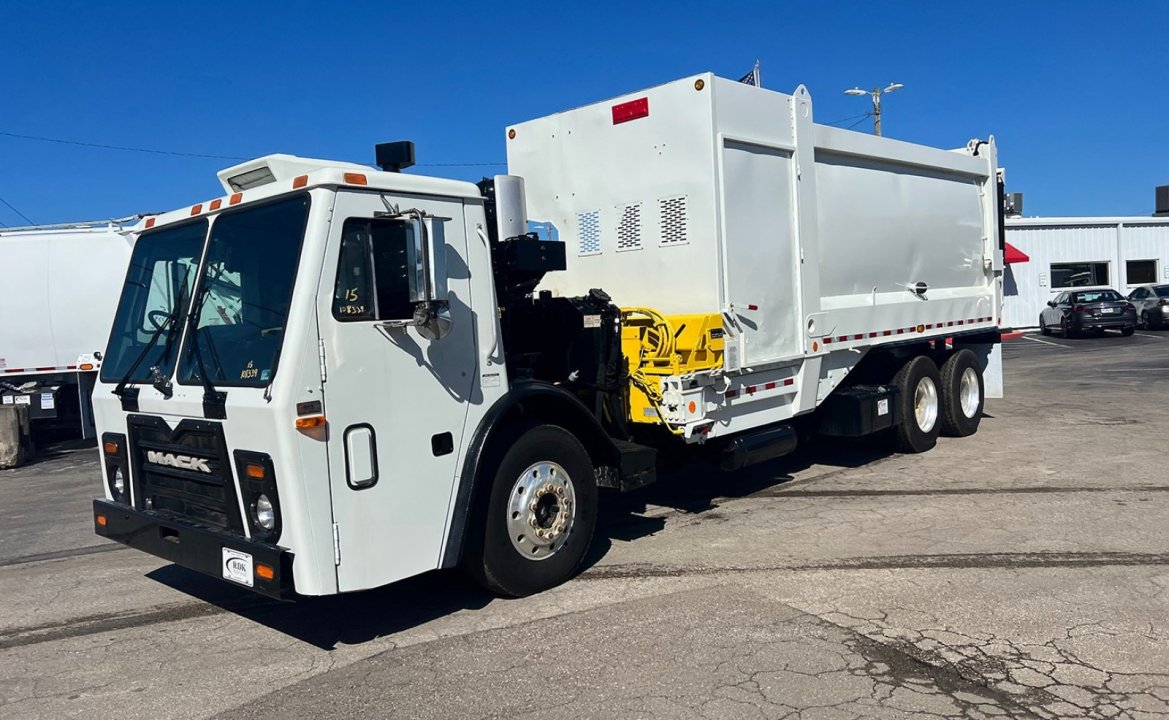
[93,499,295,600]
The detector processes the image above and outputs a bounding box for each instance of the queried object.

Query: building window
[1126,259,1157,285]
[1050,262,1109,288]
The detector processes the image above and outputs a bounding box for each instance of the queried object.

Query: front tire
[1139,311,1149,330]
[465,423,597,597]
[1039,317,1051,336]
[891,356,942,453]
[939,349,983,437]
[1122,326,1135,337]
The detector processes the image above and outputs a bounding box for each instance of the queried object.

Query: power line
[0,129,506,168]
[0,130,248,160]
[820,112,871,127]
[844,114,872,131]
[0,192,33,224]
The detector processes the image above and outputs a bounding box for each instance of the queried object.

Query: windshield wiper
[112,271,191,401]
[184,266,228,419]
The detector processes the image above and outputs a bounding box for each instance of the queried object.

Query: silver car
[1126,284,1169,329]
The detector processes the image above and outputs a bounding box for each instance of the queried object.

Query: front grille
[127,415,243,534]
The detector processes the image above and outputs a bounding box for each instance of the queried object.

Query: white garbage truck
[93,73,1004,599]
[1,219,140,439]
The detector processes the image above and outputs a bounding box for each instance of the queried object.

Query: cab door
[318,190,477,592]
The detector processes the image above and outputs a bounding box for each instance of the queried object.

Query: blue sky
[2,0,1167,225]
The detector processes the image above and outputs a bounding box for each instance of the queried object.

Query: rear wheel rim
[914,376,939,433]
[507,461,577,561]
[959,367,980,418]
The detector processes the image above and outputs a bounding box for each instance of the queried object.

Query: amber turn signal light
[295,415,326,429]
[245,463,265,479]
[255,564,275,581]
[103,441,118,455]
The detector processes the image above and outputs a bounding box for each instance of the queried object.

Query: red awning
[1004,242,1029,264]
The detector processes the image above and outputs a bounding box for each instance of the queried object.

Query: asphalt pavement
[2,331,1168,719]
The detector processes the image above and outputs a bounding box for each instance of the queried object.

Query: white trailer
[91,73,1004,601]
[1,219,139,439]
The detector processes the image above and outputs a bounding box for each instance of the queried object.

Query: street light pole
[843,83,903,136]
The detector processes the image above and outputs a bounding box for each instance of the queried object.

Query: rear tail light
[1159,299,1169,306]
[1125,302,1136,311]
[1073,305,1086,313]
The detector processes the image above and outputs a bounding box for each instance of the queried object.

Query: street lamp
[843,83,903,136]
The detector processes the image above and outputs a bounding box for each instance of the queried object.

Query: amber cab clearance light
[295,414,326,429]
[209,198,223,211]
[229,192,243,205]
[343,173,367,185]
[292,175,308,189]
[144,217,156,228]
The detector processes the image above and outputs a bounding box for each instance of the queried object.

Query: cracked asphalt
[2,331,1168,719]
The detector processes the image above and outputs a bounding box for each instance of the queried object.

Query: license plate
[222,548,254,587]
[1102,308,1116,314]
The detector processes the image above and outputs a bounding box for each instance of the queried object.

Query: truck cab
[94,149,515,597]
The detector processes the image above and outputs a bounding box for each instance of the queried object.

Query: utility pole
[843,83,904,136]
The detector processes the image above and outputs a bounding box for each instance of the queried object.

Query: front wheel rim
[914,376,939,433]
[959,367,980,418]
[507,461,577,561]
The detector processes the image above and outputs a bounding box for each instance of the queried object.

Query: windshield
[100,221,207,383]
[1072,290,1123,303]
[178,195,310,388]
[1156,287,1169,298]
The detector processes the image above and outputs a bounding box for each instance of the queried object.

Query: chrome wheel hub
[959,367,980,418]
[507,461,576,560]
[914,376,939,433]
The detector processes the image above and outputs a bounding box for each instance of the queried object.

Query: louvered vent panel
[616,203,642,252]
[659,196,687,245]
[578,210,601,256]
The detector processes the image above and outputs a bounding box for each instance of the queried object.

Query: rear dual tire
[891,350,984,453]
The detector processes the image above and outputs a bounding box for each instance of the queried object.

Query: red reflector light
[612,97,649,125]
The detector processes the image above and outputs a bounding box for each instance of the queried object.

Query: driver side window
[332,218,416,322]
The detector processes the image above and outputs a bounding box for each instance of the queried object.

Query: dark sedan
[1127,284,1169,329]
[1039,289,1136,337]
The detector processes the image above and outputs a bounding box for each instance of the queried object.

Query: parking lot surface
[2,332,1168,719]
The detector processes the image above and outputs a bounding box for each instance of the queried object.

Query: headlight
[253,494,275,531]
[113,467,125,498]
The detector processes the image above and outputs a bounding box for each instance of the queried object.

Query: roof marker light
[209,199,222,211]
[190,204,203,216]
[343,173,367,186]
[144,217,156,229]
[229,192,243,205]
[292,175,308,189]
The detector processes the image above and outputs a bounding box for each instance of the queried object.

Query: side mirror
[1047,300,1056,307]
[404,217,448,304]
[397,215,452,340]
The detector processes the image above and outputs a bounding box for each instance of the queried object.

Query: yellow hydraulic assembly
[620,308,724,426]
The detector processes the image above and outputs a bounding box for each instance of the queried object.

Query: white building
[1002,216,1169,328]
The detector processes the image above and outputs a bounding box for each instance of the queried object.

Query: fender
[440,380,617,569]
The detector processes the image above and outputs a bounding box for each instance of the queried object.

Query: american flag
[739,61,761,87]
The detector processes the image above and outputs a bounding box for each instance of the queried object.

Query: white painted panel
[720,141,800,364]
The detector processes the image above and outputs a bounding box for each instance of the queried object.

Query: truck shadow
[146,438,893,650]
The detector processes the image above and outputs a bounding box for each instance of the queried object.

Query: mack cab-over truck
[93,74,1004,599]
